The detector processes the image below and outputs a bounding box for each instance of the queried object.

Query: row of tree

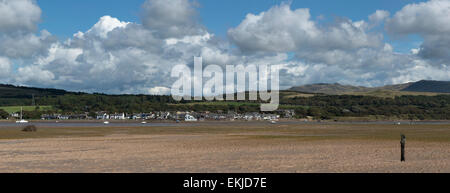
[1,93,450,120]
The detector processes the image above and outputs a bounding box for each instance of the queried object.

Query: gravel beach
[0,123,449,173]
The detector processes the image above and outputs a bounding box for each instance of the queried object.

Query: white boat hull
[185,115,198,122]
[16,120,29,124]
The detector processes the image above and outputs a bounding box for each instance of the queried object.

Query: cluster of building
[40,109,296,121]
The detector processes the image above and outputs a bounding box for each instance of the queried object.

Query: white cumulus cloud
[0,0,449,94]
[369,10,390,25]
[140,0,205,38]
[386,0,450,64]
[86,16,130,39]
[228,3,383,57]
[0,0,41,33]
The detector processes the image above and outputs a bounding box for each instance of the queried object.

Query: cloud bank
[0,0,449,94]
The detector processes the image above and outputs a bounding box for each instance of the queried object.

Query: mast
[32,94,35,106]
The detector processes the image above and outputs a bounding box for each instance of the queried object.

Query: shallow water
[1,120,449,128]
[0,122,181,128]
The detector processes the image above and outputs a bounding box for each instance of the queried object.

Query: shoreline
[2,119,450,124]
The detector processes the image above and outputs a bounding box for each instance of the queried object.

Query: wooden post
[400,134,406,162]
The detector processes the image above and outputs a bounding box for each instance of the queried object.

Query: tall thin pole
[401,134,406,162]
[32,94,35,106]
[20,107,23,120]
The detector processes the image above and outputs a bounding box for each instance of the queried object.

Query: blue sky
[2,0,448,94]
[38,0,426,52]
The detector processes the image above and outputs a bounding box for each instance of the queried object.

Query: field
[0,106,53,113]
[0,122,449,172]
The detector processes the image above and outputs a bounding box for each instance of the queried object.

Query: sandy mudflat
[0,123,449,173]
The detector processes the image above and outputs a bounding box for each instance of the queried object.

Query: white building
[96,113,110,120]
[111,113,126,120]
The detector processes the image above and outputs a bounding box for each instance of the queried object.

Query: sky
[38,0,425,49]
[0,0,449,94]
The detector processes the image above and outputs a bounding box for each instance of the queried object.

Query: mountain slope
[2,80,450,100]
[402,80,450,93]
[378,82,413,91]
[0,84,69,98]
[289,83,372,94]
[289,81,448,95]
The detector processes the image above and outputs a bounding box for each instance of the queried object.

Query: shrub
[0,109,8,119]
[22,125,37,132]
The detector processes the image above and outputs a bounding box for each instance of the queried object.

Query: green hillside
[289,80,449,95]
[289,83,372,94]
[402,80,450,93]
[0,84,69,98]
[0,106,53,114]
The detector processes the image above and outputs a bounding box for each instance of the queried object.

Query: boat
[185,114,198,122]
[141,121,147,124]
[271,120,277,124]
[103,121,110,124]
[16,119,29,124]
[15,107,29,124]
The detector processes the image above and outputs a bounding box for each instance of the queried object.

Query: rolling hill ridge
[289,80,449,95]
[0,84,70,98]
[402,80,450,93]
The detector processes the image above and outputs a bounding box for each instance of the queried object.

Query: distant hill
[289,83,372,94]
[289,82,412,95]
[379,82,414,91]
[1,80,449,100]
[289,80,450,95]
[0,84,70,98]
[402,80,450,93]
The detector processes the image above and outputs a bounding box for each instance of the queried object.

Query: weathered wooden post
[400,134,406,162]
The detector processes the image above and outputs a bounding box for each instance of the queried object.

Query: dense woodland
[0,83,449,120]
[283,95,450,120]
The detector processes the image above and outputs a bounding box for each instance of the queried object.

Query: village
[37,110,297,122]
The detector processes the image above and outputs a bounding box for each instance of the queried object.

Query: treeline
[0,84,68,99]
[1,92,450,120]
[35,94,264,114]
[283,95,450,120]
[36,94,176,113]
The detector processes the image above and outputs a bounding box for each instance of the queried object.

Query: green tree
[0,109,9,119]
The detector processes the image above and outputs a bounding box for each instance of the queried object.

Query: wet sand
[0,123,449,173]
